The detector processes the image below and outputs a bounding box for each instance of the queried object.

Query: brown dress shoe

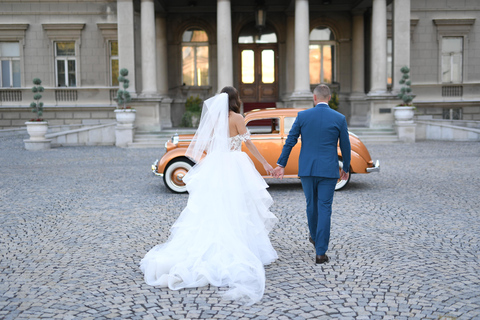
[315,254,329,264]
[309,236,315,247]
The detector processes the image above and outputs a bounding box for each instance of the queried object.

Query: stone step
[349,127,400,143]
[129,128,196,148]
[356,136,401,144]
[128,128,400,147]
[127,141,165,148]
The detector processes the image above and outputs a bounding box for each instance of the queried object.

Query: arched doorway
[238,23,278,112]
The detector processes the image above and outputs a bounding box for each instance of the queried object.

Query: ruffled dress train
[140,147,278,305]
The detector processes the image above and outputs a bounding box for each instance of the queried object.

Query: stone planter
[24,121,51,150]
[114,109,136,147]
[25,121,48,140]
[393,106,415,123]
[393,106,416,143]
[114,109,136,125]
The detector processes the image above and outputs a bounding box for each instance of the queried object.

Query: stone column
[156,15,173,128]
[117,0,136,94]
[294,0,310,95]
[156,15,168,96]
[352,11,365,94]
[285,15,295,99]
[217,0,233,90]
[140,0,157,95]
[369,0,387,94]
[290,0,313,108]
[392,0,411,93]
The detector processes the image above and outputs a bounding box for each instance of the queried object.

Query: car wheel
[163,158,195,193]
[335,159,351,191]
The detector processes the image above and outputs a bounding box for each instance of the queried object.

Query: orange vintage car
[152,108,380,193]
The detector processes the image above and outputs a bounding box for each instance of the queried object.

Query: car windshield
[284,117,295,134]
[246,118,280,134]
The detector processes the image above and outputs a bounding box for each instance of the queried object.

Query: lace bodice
[229,131,251,151]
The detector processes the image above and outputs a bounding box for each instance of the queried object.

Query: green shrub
[181,96,203,127]
[30,78,45,121]
[397,66,414,106]
[328,91,339,111]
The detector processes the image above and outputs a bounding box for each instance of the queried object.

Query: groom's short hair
[314,84,331,100]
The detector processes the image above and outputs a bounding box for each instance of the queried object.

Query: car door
[282,115,302,176]
[243,117,283,176]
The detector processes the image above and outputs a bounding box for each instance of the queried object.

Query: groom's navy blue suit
[277,102,351,256]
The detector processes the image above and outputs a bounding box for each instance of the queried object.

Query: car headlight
[172,133,179,145]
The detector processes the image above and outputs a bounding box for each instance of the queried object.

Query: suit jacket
[277,103,351,178]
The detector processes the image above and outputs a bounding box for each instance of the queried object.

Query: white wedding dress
[140,94,278,305]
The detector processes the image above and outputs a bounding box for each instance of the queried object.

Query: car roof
[244,108,306,119]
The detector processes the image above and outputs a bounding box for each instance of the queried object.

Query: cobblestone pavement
[1,133,479,320]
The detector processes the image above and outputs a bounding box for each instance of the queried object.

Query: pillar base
[24,139,52,151]
[348,93,369,127]
[129,100,162,132]
[160,97,173,128]
[365,93,398,128]
[288,91,314,109]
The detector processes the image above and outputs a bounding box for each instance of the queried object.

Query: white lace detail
[229,131,251,151]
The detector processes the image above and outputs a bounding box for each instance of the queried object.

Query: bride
[140,86,278,305]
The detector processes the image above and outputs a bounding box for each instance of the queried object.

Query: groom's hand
[272,166,285,180]
[340,169,349,181]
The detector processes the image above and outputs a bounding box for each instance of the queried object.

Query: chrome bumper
[151,159,164,177]
[366,160,380,173]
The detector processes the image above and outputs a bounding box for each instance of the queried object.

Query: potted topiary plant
[115,68,136,125]
[393,66,415,123]
[181,95,203,127]
[25,78,48,140]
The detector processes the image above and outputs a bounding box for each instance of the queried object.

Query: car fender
[157,148,190,174]
[349,149,369,173]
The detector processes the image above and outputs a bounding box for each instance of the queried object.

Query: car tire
[163,158,195,193]
[335,159,351,191]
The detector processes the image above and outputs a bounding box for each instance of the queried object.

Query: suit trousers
[300,176,337,256]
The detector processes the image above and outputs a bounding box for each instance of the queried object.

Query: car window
[246,118,280,134]
[284,117,296,134]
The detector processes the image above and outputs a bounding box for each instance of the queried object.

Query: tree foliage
[30,78,45,121]
[116,68,132,109]
[397,66,414,106]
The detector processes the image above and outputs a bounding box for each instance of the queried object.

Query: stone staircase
[128,127,400,148]
[127,128,196,148]
[349,127,400,144]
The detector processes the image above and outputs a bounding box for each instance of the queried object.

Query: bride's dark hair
[220,86,241,114]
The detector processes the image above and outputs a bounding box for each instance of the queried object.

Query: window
[433,19,474,84]
[246,118,280,134]
[241,50,255,84]
[442,37,463,83]
[284,117,295,135]
[0,42,21,88]
[238,24,277,44]
[309,27,335,84]
[110,41,119,86]
[182,28,209,86]
[55,42,76,87]
[387,38,393,87]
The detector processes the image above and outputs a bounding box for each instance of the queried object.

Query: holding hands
[263,162,274,176]
[272,166,285,179]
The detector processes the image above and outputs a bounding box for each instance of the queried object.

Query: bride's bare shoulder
[229,112,244,122]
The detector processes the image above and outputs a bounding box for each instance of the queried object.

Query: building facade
[0,0,479,131]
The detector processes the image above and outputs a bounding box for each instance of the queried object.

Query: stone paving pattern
[1,133,479,320]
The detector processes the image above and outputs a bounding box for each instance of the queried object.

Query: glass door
[239,44,278,103]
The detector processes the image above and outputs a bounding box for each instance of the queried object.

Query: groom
[273,84,351,264]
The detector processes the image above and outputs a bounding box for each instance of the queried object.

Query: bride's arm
[233,114,273,175]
